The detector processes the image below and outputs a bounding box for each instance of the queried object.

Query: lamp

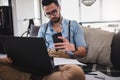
[81,0,96,6]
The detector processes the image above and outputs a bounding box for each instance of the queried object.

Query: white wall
[12,0,36,36]
[0,0,8,6]
[61,0,80,22]
[80,0,101,22]
[102,0,120,20]
[59,0,120,22]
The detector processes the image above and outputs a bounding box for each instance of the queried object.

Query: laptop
[0,35,54,76]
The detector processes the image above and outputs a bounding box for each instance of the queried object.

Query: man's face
[43,3,61,24]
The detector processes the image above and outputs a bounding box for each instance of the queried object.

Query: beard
[51,15,60,24]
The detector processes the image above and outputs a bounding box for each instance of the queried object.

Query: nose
[49,14,55,19]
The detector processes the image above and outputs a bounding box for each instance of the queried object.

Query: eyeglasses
[45,8,58,17]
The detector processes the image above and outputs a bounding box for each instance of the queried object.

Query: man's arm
[54,36,87,57]
[0,54,12,63]
[72,46,86,58]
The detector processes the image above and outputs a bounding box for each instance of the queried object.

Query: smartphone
[52,32,63,43]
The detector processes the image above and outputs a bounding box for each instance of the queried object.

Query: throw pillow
[77,27,114,66]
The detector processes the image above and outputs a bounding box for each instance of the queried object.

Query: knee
[44,64,85,80]
[59,64,85,80]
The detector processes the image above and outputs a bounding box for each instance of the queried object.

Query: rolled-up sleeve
[71,21,87,48]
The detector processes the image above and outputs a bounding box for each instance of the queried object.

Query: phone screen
[52,32,63,43]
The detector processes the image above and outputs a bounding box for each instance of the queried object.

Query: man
[0,0,87,80]
[38,0,87,58]
[37,0,87,80]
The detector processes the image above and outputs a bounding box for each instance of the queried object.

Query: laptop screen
[0,36,54,76]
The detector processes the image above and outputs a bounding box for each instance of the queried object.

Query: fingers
[54,42,67,48]
[0,57,12,63]
[58,36,69,42]
[54,36,70,51]
[7,58,12,63]
[54,43,70,51]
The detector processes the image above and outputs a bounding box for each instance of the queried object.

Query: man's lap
[0,60,85,80]
[0,62,31,80]
[43,64,85,80]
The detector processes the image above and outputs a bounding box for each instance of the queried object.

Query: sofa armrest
[111,31,120,66]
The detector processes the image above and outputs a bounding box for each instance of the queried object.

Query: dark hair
[42,0,59,7]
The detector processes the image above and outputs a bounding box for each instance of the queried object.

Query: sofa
[29,25,120,77]
[78,27,120,77]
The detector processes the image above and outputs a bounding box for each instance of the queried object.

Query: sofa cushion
[82,63,120,77]
[77,27,114,65]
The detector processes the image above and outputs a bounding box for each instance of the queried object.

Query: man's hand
[0,57,12,63]
[54,36,86,57]
[54,36,76,52]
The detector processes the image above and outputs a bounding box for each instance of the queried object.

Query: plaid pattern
[81,63,120,77]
